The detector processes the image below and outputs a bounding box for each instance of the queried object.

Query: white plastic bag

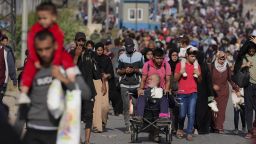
[47,79,64,119]
[151,87,163,99]
[57,89,81,144]
[231,88,244,109]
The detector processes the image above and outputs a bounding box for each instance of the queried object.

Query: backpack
[232,57,250,87]
[146,62,167,80]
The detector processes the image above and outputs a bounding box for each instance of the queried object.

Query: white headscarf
[214,51,228,73]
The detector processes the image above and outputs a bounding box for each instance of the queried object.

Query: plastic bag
[151,87,163,99]
[57,89,81,144]
[47,79,64,119]
[231,88,244,109]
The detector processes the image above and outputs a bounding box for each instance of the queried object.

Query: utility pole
[178,0,183,15]
[21,0,28,66]
[105,0,109,32]
[135,0,138,30]
[87,0,92,25]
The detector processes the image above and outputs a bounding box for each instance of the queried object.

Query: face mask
[125,45,135,54]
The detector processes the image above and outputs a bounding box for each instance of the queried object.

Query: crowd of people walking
[0,0,256,144]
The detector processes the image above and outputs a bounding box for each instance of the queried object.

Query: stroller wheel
[166,134,171,143]
[166,125,172,143]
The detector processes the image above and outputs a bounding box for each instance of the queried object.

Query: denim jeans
[120,87,138,127]
[177,93,197,134]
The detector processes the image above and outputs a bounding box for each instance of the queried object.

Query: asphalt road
[4,90,252,144]
[85,87,251,144]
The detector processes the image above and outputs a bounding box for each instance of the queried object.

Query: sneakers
[242,127,247,133]
[193,74,198,78]
[186,134,193,141]
[17,93,31,104]
[158,117,171,123]
[176,130,184,139]
[182,72,187,77]
[124,125,131,134]
[193,129,199,135]
[245,132,253,139]
[153,135,161,143]
[208,100,219,112]
[182,72,198,78]
[233,129,239,135]
[152,129,160,143]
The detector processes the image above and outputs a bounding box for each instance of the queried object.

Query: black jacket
[70,49,101,98]
[234,40,256,75]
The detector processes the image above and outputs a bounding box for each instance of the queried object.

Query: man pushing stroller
[134,49,172,142]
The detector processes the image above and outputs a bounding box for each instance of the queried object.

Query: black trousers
[234,105,246,129]
[245,83,256,132]
[171,106,179,131]
[109,78,123,115]
[82,99,95,129]
[22,128,57,144]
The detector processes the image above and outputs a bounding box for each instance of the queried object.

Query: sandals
[215,129,224,134]
[245,132,253,139]
[176,130,184,139]
[218,129,224,134]
[186,134,193,141]
[92,127,102,133]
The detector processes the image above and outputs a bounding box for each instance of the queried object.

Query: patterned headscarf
[215,51,228,72]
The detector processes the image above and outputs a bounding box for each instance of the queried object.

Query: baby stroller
[129,89,173,143]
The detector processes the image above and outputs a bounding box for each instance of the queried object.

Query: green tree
[15,8,84,59]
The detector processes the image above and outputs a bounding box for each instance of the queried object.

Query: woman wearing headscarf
[194,50,215,134]
[168,49,179,132]
[211,51,240,133]
[92,42,114,133]
[143,48,153,62]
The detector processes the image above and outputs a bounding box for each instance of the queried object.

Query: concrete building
[120,0,160,30]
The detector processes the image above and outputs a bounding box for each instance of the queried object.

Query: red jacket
[21,22,74,87]
[27,22,64,65]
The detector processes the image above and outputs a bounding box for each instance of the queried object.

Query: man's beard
[39,56,54,67]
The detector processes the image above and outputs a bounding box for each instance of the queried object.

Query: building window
[128,8,143,21]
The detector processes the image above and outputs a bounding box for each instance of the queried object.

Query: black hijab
[95,42,114,75]
[197,50,206,65]
[143,48,153,62]
[168,49,179,73]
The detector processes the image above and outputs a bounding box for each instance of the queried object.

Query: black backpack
[232,56,250,87]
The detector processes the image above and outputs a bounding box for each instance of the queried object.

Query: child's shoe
[182,72,187,77]
[158,113,171,123]
[193,74,198,78]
